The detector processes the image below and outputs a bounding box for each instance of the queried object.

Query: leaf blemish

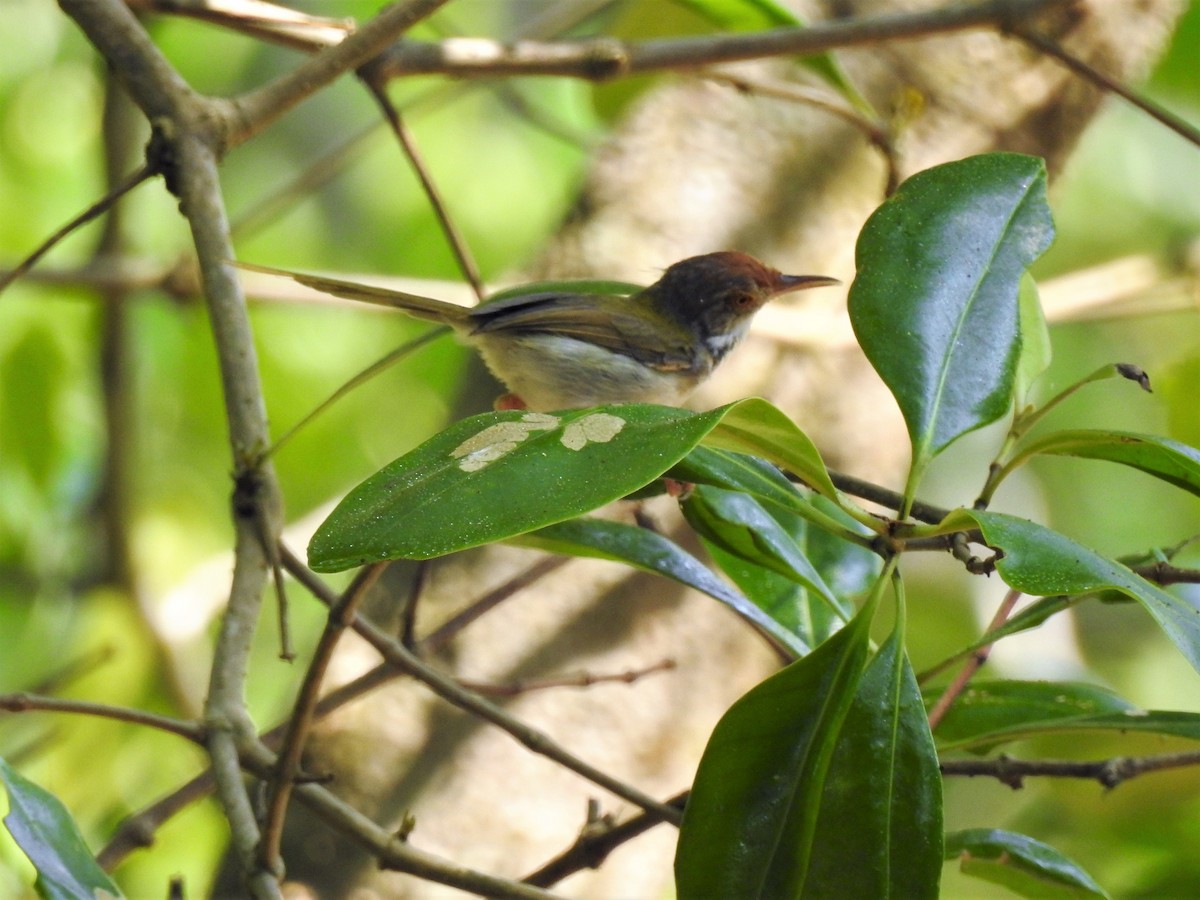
[451,413,559,472]
[560,413,626,451]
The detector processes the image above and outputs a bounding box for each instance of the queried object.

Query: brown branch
[371,0,1074,80]
[281,547,683,824]
[418,555,572,653]
[0,164,153,297]
[1012,23,1200,151]
[927,588,1023,731]
[941,748,1200,789]
[523,790,689,888]
[459,659,677,697]
[0,693,203,742]
[229,0,454,146]
[98,660,403,871]
[362,73,486,299]
[259,561,388,874]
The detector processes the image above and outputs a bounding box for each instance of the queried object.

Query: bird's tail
[234,261,471,325]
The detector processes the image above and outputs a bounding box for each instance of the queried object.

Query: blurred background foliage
[0,1,1197,896]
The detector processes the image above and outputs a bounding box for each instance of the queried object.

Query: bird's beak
[772,273,841,296]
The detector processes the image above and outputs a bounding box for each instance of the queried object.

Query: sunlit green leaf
[309,404,720,569]
[675,591,877,898]
[849,153,1055,489]
[700,397,839,500]
[946,828,1109,898]
[517,516,808,656]
[1,757,124,900]
[309,398,834,570]
[1014,273,1051,406]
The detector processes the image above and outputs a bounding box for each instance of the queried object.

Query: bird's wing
[470,292,698,372]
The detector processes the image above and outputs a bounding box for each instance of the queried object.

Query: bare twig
[927,588,1024,731]
[523,790,689,888]
[0,164,153,297]
[460,659,677,697]
[1012,24,1200,151]
[259,561,389,874]
[362,73,486,299]
[281,547,683,824]
[0,693,203,743]
[418,555,572,653]
[371,0,1074,80]
[941,748,1200,789]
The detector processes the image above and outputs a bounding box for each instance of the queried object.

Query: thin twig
[706,72,900,195]
[98,660,403,871]
[460,659,676,697]
[1012,24,1200,151]
[927,588,1023,731]
[0,693,203,742]
[259,561,389,874]
[941,748,1200,789]
[523,790,689,888]
[418,555,572,653]
[0,164,153,297]
[362,73,486,299]
[372,0,1075,80]
[281,548,683,824]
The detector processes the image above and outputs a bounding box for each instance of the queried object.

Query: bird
[237,251,839,411]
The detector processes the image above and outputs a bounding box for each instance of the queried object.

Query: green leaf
[682,486,845,621]
[849,153,1055,487]
[675,589,877,898]
[941,510,1200,675]
[1014,430,1200,498]
[309,403,724,569]
[946,828,1109,899]
[699,491,874,648]
[700,397,839,501]
[1014,273,1052,407]
[929,679,1200,752]
[309,398,836,570]
[805,627,943,897]
[517,517,808,656]
[1,758,124,900]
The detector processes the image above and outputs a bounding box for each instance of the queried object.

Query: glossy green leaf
[309,403,722,569]
[700,397,839,500]
[849,153,1055,482]
[805,628,943,897]
[1014,430,1200,498]
[946,828,1109,899]
[682,486,845,620]
[675,591,877,898]
[517,517,808,656]
[929,679,1200,752]
[1,758,124,900]
[941,510,1200,675]
[310,399,830,570]
[679,471,873,647]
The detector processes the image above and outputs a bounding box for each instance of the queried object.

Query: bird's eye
[731,292,756,309]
